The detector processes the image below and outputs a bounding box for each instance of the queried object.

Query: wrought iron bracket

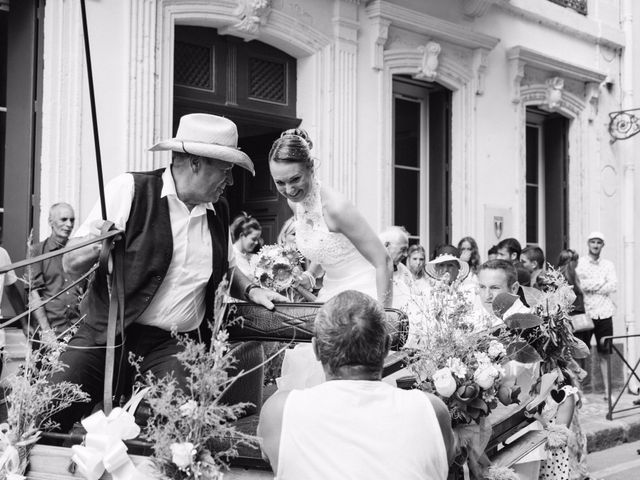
[608,108,640,143]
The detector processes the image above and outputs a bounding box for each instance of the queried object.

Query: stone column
[326,0,359,202]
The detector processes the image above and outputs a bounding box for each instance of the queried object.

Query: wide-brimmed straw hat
[149,114,255,175]
[425,253,470,282]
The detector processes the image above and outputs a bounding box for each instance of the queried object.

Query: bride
[269,129,393,305]
[268,129,393,389]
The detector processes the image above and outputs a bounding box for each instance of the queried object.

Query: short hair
[478,259,518,288]
[314,290,388,376]
[48,202,74,222]
[488,245,498,256]
[230,213,262,242]
[268,128,314,169]
[522,246,545,269]
[378,226,409,245]
[496,237,522,260]
[277,216,296,246]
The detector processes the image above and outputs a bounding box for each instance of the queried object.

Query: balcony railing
[548,0,588,15]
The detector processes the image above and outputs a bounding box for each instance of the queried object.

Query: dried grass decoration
[0,334,90,479]
[131,277,258,480]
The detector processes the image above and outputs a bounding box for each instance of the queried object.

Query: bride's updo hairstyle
[268,128,314,170]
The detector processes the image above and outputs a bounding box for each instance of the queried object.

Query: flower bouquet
[403,279,520,479]
[405,280,519,426]
[0,334,89,480]
[251,244,315,301]
[133,278,258,480]
[495,268,590,376]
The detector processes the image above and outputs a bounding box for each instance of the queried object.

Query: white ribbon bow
[71,389,153,480]
[0,423,27,480]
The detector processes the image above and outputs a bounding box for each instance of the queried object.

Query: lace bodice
[294,178,360,267]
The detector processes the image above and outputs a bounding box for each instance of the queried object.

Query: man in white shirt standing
[51,114,285,431]
[576,231,617,399]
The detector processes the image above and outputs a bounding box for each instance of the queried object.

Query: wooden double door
[173,26,300,245]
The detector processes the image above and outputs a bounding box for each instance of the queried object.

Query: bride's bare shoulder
[320,186,353,216]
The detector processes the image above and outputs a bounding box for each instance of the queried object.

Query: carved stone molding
[414,41,441,82]
[371,17,391,71]
[507,45,606,106]
[229,0,272,37]
[472,48,489,95]
[462,0,503,18]
[509,58,525,103]
[544,76,564,112]
[585,81,601,122]
[366,0,499,71]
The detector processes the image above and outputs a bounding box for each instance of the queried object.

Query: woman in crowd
[557,249,590,359]
[268,129,392,305]
[277,216,297,248]
[268,129,393,390]
[230,213,262,278]
[457,236,481,274]
[406,244,429,295]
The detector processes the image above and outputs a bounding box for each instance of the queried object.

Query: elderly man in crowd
[52,114,285,431]
[258,290,454,480]
[576,231,617,399]
[28,203,87,338]
[379,226,412,309]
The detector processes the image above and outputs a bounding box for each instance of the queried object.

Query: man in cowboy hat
[52,114,286,432]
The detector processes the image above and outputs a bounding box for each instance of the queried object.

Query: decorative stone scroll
[545,76,564,111]
[232,0,272,36]
[414,41,441,82]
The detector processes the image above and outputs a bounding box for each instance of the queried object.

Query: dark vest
[82,169,229,344]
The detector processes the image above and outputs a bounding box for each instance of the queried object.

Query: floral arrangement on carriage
[251,244,315,301]
[0,333,89,480]
[128,278,259,480]
[403,279,521,479]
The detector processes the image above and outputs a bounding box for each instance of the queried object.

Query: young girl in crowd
[536,366,589,480]
[230,213,262,278]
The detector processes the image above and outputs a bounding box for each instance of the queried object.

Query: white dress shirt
[75,168,235,332]
[576,255,617,319]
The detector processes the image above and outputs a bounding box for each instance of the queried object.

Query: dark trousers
[51,323,265,433]
[50,323,192,432]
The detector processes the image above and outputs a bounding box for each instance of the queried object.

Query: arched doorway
[173,26,300,244]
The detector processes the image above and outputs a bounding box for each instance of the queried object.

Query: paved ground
[587,440,640,479]
[581,390,640,452]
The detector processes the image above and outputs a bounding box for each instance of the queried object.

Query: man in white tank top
[258,290,455,479]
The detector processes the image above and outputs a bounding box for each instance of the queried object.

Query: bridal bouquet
[133,278,257,480]
[251,244,315,301]
[405,280,519,427]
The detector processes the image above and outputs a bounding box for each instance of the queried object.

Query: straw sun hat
[150,114,255,175]
[425,254,470,282]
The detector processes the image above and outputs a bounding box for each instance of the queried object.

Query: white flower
[474,364,501,390]
[488,340,507,360]
[170,442,196,469]
[445,357,468,379]
[179,399,198,418]
[474,351,491,366]
[432,367,457,398]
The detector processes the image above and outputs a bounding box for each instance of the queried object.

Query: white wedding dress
[276,176,378,391]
